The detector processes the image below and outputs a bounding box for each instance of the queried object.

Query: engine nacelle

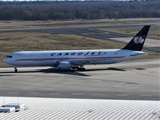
[58,61,71,70]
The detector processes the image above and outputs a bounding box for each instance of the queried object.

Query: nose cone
[3,55,13,65]
[3,58,10,64]
[3,58,7,63]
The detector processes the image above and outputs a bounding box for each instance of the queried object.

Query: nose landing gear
[14,67,18,73]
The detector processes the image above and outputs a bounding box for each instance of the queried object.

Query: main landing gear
[14,66,18,73]
[72,65,86,71]
[77,67,86,71]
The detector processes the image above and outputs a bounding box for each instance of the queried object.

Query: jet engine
[58,61,71,70]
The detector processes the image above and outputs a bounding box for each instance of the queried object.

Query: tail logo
[134,36,144,44]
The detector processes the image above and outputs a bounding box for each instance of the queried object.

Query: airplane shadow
[38,68,89,76]
[0,68,88,76]
[35,67,126,76]
[1,67,141,77]
[85,67,126,72]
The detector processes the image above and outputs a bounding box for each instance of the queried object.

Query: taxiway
[0,58,159,100]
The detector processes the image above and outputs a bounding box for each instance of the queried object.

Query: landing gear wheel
[14,67,18,73]
[82,68,86,71]
[78,67,86,71]
[15,69,18,73]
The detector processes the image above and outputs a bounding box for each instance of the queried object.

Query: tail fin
[123,25,150,51]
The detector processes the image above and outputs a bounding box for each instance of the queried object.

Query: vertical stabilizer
[123,25,150,51]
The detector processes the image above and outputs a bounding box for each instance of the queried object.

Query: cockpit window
[6,56,12,58]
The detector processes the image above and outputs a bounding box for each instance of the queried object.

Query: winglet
[123,25,150,51]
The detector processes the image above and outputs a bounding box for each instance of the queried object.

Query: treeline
[0,1,159,20]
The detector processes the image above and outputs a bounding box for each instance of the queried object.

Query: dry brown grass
[0,18,160,30]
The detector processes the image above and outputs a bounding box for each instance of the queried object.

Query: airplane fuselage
[3,49,147,67]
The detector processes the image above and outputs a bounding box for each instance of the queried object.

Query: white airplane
[3,25,150,72]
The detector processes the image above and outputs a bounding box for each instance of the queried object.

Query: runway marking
[71,93,83,96]
[116,94,128,96]
[7,92,18,94]
[140,95,152,97]
[93,94,106,96]
[49,93,61,95]
[28,92,39,95]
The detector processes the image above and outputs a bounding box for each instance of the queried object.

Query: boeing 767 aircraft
[3,25,150,72]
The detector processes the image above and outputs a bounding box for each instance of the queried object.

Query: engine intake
[58,61,71,70]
